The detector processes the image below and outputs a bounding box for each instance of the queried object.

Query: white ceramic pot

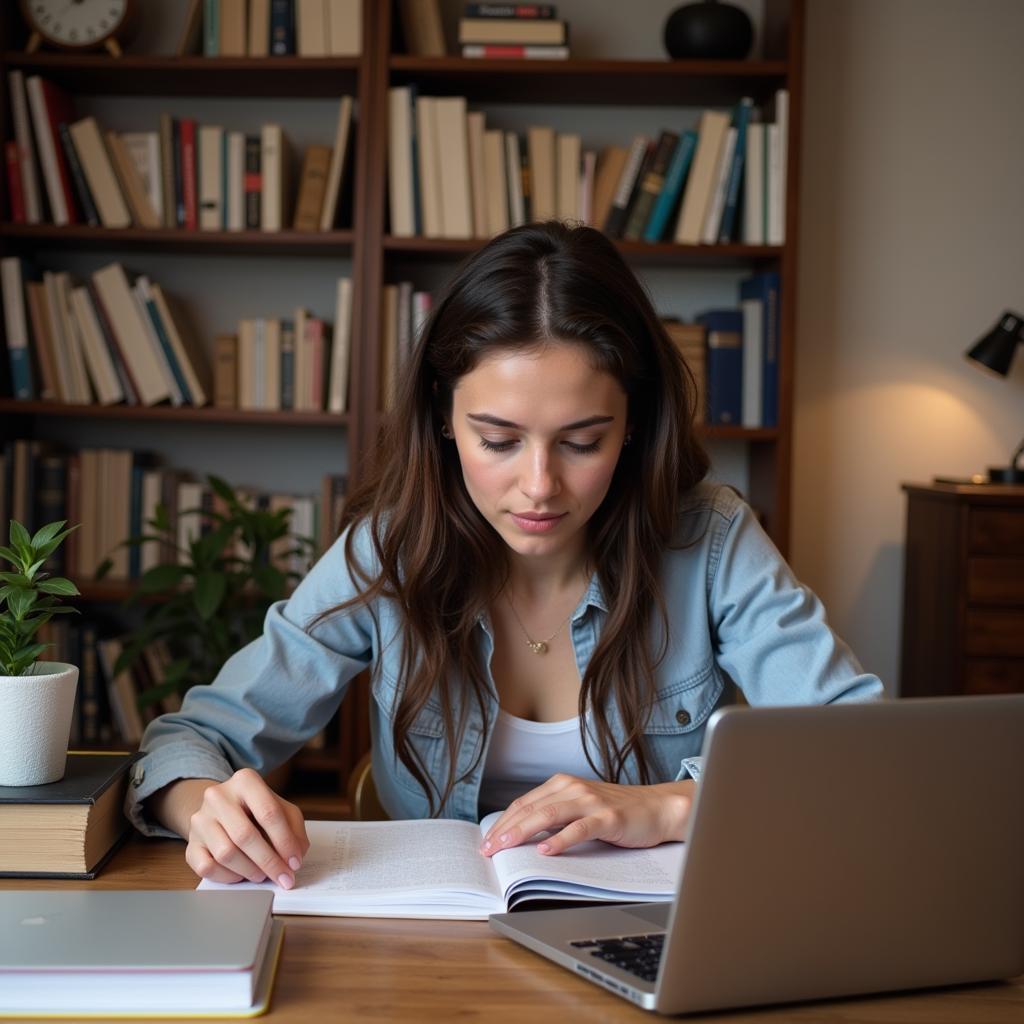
[0,661,79,787]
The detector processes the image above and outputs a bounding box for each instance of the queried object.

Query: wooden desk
[3,835,1022,1022]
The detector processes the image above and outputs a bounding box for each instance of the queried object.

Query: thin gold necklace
[503,586,586,655]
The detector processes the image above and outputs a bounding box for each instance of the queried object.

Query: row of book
[2,257,211,407]
[1,257,354,413]
[178,0,362,58]
[225,284,353,413]
[380,282,433,408]
[386,91,788,245]
[6,72,355,233]
[1,438,347,583]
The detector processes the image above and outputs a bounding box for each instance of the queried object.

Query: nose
[519,444,560,503]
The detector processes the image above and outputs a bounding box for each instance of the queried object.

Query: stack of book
[178,0,362,57]
[695,270,781,429]
[5,73,354,233]
[0,438,346,583]
[380,283,433,409]
[459,4,569,60]
[2,257,212,407]
[385,91,788,244]
[663,321,707,424]
[0,752,139,878]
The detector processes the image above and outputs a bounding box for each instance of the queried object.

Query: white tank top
[478,709,602,815]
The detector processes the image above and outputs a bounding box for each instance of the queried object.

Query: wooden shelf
[389,56,788,106]
[701,426,780,442]
[384,236,782,268]
[76,581,142,603]
[1,53,361,97]
[0,224,355,256]
[0,399,349,427]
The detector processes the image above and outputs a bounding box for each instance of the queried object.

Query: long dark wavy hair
[318,221,709,813]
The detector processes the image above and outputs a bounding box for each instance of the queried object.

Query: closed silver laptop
[490,696,1024,1014]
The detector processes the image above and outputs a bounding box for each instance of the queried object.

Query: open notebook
[198,812,686,920]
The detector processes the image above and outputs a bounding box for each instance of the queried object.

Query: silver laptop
[489,695,1024,1015]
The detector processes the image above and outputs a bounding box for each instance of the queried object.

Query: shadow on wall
[844,540,903,697]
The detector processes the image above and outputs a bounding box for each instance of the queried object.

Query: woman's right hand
[183,769,310,888]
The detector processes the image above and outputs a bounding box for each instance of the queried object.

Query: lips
[509,511,567,533]
[513,512,562,521]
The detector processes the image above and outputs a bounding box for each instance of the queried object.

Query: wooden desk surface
[3,835,1022,1023]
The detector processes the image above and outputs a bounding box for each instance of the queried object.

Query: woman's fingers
[191,819,270,884]
[481,773,578,851]
[481,797,591,856]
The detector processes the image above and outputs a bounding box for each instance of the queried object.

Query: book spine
[643,131,696,243]
[244,135,262,229]
[86,280,139,405]
[1,259,34,399]
[129,464,143,579]
[270,0,295,55]
[463,4,557,17]
[706,333,742,425]
[603,135,648,239]
[144,297,193,404]
[460,44,568,59]
[34,454,66,574]
[280,323,294,410]
[4,141,25,222]
[718,99,753,244]
[180,119,198,231]
[623,131,678,242]
[57,123,100,227]
[761,274,780,428]
[204,0,220,55]
[172,118,184,226]
[214,333,238,408]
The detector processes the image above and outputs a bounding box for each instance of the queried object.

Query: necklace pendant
[528,640,548,655]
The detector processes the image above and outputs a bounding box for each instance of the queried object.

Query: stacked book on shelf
[694,269,781,428]
[1,256,353,413]
[216,279,353,413]
[5,72,354,233]
[459,3,569,60]
[386,90,788,244]
[380,282,433,409]
[178,0,362,57]
[2,257,212,407]
[0,438,347,583]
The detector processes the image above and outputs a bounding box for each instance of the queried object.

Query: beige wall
[793,0,1024,692]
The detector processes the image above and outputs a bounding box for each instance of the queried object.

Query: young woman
[129,221,881,890]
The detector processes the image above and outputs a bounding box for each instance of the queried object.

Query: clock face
[24,0,128,48]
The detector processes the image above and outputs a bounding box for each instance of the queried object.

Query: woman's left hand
[480,773,696,857]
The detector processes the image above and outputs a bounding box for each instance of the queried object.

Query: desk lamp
[965,310,1024,484]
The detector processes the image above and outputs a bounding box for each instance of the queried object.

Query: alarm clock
[19,0,139,57]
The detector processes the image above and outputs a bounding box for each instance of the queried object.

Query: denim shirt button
[675,709,691,726]
[132,764,145,788]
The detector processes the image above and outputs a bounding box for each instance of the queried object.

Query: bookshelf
[0,0,805,803]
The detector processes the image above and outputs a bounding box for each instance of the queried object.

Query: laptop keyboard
[569,932,665,984]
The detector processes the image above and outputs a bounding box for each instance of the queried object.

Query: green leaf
[8,520,31,553]
[6,588,37,619]
[29,520,67,549]
[0,572,27,586]
[0,545,22,569]
[193,572,226,621]
[95,558,113,581]
[34,526,78,561]
[140,563,188,593]
[24,559,45,581]
[36,577,80,597]
[208,475,236,504]
[13,641,48,664]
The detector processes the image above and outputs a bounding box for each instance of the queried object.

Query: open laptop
[489,695,1024,1015]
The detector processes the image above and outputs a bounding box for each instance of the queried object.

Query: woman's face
[448,342,629,567]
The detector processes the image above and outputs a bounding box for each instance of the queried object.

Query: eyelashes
[477,438,602,455]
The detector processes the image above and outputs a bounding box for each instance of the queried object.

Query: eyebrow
[466,413,616,431]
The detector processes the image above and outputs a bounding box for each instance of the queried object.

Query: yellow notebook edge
[0,920,285,1019]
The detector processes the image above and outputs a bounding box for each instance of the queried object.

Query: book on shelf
[663,320,707,424]
[458,17,568,46]
[0,751,140,878]
[7,71,43,223]
[739,270,781,428]
[197,815,685,920]
[4,139,24,222]
[717,98,754,243]
[1,258,34,399]
[696,309,743,425]
[24,75,79,226]
[623,130,679,242]
[58,122,99,227]
[398,0,447,57]
[767,88,789,245]
[464,4,559,17]
[527,124,556,223]
[106,130,161,229]
[674,109,729,246]
[461,44,569,59]
[293,144,332,232]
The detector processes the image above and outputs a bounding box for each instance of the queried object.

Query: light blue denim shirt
[126,481,882,838]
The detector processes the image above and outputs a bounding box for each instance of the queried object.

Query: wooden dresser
[900,482,1024,697]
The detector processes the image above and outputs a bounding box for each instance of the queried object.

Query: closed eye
[477,438,603,455]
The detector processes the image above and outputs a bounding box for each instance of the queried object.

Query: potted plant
[102,475,316,712]
[0,519,80,786]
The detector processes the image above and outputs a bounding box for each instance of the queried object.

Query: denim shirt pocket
[372,667,449,800]
[642,659,724,781]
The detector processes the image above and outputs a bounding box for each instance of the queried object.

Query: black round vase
[663,0,754,60]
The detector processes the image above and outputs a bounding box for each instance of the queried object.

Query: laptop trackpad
[620,902,672,929]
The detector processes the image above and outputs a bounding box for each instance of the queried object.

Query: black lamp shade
[966,311,1024,376]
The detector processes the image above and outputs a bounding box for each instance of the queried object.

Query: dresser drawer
[969,508,1024,554]
[965,610,1024,657]
[967,558,1024,604]
[964,659,1024,694]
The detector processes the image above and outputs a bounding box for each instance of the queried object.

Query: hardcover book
[0,752,140,878]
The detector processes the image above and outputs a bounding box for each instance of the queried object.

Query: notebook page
[199,819,503,917]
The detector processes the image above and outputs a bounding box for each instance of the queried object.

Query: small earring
[441,425,454,440]
[623,434,632,447]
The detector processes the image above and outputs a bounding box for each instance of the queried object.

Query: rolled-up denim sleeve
[125,525,378,838]
[711,500,883,708]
